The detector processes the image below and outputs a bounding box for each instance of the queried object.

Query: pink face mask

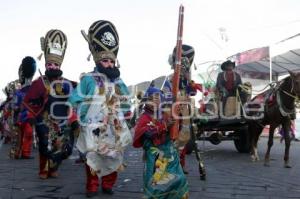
[45,62,60,70]
[98,59,115,68]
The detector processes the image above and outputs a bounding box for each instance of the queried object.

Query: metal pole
[269,46,272,83]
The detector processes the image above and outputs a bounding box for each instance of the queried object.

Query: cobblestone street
[1,137,300,198]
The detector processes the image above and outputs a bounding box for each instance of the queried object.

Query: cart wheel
[234,127,250,153]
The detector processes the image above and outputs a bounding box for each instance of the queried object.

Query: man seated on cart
[216,60,243,117]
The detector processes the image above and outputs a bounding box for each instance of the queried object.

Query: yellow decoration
[99,87,105,95]
[55,83,63,95]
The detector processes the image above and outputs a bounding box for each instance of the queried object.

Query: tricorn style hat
[143,86,163,100]
[221,60,235,71]
[40,29,67,66]
[18,56,36,84]
[169,44,195,68]
[81,20,119,63]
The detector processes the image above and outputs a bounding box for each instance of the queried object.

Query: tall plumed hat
[220,60,235,71]
[40,29,67,66]
[18,56,36,84]
[169,44,195,68]
[81,20,119,63]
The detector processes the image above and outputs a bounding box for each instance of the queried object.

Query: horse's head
[289,71,300,98]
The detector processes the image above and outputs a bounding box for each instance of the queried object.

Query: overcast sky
[1,0,300,99]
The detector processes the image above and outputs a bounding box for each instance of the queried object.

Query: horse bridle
[277,76,298,117]
[281,75,299,101]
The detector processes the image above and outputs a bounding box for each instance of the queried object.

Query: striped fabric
[41,29,67,66]
[87,20,119,63]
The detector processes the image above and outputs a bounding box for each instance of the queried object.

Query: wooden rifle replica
[170,5,184,140]
[170,5,206,180]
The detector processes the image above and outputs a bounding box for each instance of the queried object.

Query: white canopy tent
[231,33,300,81]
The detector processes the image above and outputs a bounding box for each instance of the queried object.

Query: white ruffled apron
[76,80,132,177]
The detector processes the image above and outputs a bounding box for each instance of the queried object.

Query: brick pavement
[1,138,300,198]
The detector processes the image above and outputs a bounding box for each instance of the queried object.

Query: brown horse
[248,71,300,168]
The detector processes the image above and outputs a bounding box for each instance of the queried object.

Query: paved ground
[1,137,300,199]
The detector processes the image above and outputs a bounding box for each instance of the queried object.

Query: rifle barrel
[170,5,184,140]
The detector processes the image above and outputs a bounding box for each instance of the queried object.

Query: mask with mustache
[45,69,63,78]
[96,63,120,81]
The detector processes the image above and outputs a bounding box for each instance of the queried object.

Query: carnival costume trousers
[180,145,187,169]
[19,122,33,158]
[36,123,68,178]
[85,164,118,192]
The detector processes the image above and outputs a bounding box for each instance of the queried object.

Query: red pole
[170,5,184,140]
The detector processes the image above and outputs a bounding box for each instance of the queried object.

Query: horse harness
[267,77,297,118]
